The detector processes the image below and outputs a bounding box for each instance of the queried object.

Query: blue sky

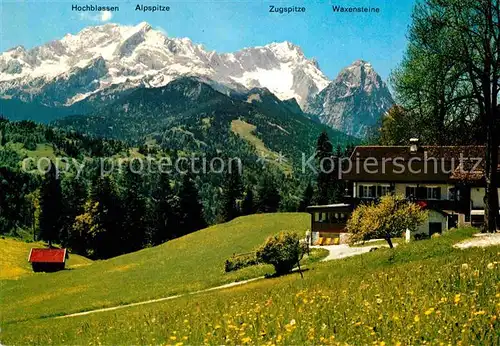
[0,0,416,81]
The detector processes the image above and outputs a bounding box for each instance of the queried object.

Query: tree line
[1,118,355,259]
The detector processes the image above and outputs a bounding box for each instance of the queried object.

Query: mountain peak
[351,59,369,66]
[0,23,329,108]
[265,41,305,57]
[306,60,393,138]
[135,21,152,32]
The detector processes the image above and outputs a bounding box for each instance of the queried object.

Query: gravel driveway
[454,233,500,249]
[311,242,394,261]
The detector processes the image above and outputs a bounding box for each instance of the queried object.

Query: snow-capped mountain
[305,60,394,138]
[0,22,329,108]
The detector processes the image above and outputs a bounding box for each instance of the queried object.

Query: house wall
[416,210,448,235]
[470,187,500,209]
[31,262,66,272]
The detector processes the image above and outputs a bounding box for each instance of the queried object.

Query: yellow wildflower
[241,336,252,344]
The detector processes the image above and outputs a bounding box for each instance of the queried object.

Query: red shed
[28,248,68,272]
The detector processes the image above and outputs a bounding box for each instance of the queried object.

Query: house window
[406,186,417,198]
[448,187,457,201]
[360,185,375,198]
[380,185,391,196]
[426,187,441,200]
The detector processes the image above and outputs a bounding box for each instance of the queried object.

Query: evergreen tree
[257,174,281,213]
[241,188,255,216]
[298,182,314,212]
[179,174,206,236]
[315,131,334,205]
[0,129,5,147]
[120,164,147,253]
[217,170,243,223]
[89,175,121,258]
[149,173,178,245]
[38,161,63,247]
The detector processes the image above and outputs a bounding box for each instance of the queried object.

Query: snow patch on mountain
[0,22,329,108]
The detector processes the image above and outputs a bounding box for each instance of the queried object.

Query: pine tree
[241,188,255,216]
[89,175,121,258]
[298,182,314,212]
[257,174,281,213]
[0,129,5,147]
[315,131,334,205]
[38,161,63,247]
[149,173,178,245]
[120,164,147,253]
[179,174,206,236]
[217,170,243,223]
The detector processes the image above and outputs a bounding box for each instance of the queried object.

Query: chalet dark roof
[350,145,487,160]
[342,145,499,183]
[28,248,67,263]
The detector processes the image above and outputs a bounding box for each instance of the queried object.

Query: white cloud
[100,11,113,22]
[79,11,113,23]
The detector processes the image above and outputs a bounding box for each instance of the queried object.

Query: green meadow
[1,213,310,324]
[0,238,92,280]
[1,216,499,345]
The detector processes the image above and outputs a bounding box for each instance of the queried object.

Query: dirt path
[55,243,397,319]
[312,243,394,261]
[55,277,264,319]
[454,233,500,249]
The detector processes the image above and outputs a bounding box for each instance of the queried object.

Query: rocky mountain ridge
[0,22,328,108]
[305,60,394,138]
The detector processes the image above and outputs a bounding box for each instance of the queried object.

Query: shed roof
[306,203,352,212]
[28,248,67,263]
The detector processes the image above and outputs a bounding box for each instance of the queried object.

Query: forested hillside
[0,112,354,259]
[55,78,354,169]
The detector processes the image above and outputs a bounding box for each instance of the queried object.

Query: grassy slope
[230,119,292,173]
[0,213,310,324]
[3,227,499,345]
[0,238,92,280]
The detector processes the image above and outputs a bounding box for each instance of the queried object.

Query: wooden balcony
[306,203,353,234]
[311,221,347,234]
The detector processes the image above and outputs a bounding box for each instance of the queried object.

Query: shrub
[414,233,430,241]
[256,231,307,275]
[224,253,259,273]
